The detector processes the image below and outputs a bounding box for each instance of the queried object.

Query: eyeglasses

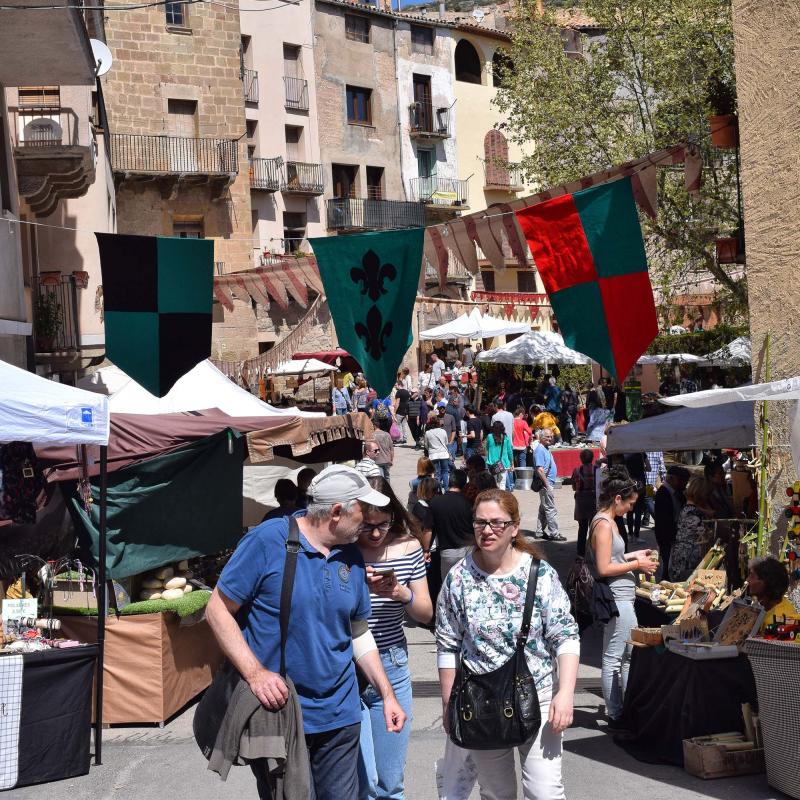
[358,520,393,535]
[472,518,514,533]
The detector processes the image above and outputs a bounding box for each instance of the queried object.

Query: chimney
[439,1,446,19]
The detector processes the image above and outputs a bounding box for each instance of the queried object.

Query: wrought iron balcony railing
[10,106,80,147]
[109,133,238,175]
[281,161,323,195]
[243,68,259,104]
[249,157,281,191]
[33,274,79,352]
[327,198,426,231]
[284,76,309,111]
[409,176,469,208]
[483,160,526,192]
[408,101,450,139]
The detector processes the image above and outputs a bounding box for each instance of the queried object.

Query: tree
[494,0,746,316]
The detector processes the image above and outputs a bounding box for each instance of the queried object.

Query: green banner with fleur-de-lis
[309,228,424,397]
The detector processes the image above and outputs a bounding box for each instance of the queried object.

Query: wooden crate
[683,739,765,779]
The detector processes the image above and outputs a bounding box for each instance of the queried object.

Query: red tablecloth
[552,447,600,477]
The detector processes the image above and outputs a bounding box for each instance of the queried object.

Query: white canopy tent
[271,358,338,377]
[697,336,752,367]
[0,358,110,445]
[605,402,756,454]
[637,353,704,365]
[420,308,530,341]
[476,330,591,366]
[79,360,323,417]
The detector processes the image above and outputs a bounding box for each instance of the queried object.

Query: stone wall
[732,0,800,495]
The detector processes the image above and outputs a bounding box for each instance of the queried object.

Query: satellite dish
[472,8,485,21]
[90,39,113,77]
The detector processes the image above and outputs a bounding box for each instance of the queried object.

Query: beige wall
[733,0,800,494]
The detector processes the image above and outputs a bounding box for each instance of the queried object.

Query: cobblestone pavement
[11,444,784,799]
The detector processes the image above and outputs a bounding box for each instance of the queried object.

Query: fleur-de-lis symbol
[355,306,393,360]
[350,249,397,302]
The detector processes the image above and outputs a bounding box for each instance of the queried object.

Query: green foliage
[495,0,746,314]
[555,364,592,389]
[646,323,748,356]
[35,292,64,340]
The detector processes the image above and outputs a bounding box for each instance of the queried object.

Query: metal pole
[757,333,771,556]
[95,445,108,764]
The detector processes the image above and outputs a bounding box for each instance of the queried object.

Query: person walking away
[356,478,433,800]
[585,467,657,728]
[623,452,649,545]
[333,383,352,416]
[431,354,445,383]
[429,468,474,581]
[512,406,533,469]
[571,449,596,556]
[354,379,370,413]
[534,429,566,542]
[460,343,474,368]
[559,386,578,444]
[205,466,406,799]
[463,405,483,462]
[544,377,562,416]
[262,478,299,522]
[437,489,580,800]
[491,398,514,439]
[295,467,317,509]
[410,476,438,557]
[424,416,451,491]
[406,391,423,448]
[436,403,458,464]
[642,451,666,526]
[485,421,514,491]
[373,419,395,481]
[393,380,411,445]
[407,456,435,510]
[669,477,715,581]
[654,465,689,578]
[357,441,384,479]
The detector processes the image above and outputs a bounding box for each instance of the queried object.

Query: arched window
[492,50,513,88]
[484,129,510,187]
[455,39,482,84]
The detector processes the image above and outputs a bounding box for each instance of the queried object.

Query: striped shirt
[365,547,427,650]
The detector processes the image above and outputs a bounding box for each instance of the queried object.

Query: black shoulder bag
[447,557,541,750]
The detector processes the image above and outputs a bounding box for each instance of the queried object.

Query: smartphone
[372,568,395,580]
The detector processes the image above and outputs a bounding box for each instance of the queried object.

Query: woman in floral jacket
[669,476,715,581]
[436,489,580,800]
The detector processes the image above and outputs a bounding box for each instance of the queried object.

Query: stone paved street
[11,444,785,799]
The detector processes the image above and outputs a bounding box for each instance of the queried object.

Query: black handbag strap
[279,516,301,678]
[517,556,540,650]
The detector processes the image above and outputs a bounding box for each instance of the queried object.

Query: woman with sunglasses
[436,489,580,799]
[356,477,434,800]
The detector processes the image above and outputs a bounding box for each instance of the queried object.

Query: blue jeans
[335,407,348,416]
[433,457,450,490]
[447,441,457,461]
[464,444,479,462]
[358,645,412,800]
[514,448,527,468]
[251,721,361,799]
[602,599,636,720]
[505,469,515,490]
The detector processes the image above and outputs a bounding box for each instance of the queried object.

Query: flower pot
[715,236,739,264]
[708,114,739,149]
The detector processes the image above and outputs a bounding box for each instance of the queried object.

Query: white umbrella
[637,353,704,365]
[476,330,591,366]
[272,358,338,377]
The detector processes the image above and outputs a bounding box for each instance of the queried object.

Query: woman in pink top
[512,406,532,469]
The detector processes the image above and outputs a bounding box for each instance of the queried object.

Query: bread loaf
[183,584,193,594]
[164,576,187,590]
[161,588,184,601]
[154,566,174,581]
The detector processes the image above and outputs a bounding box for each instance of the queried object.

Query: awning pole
[757,333,771,556]
[95,444,108,764]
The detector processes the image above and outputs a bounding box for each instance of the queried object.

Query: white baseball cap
[309,464,390,506]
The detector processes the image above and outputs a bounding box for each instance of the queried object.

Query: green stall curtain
[66,430,245,579]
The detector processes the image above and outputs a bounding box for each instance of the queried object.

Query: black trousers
[576,518,590,556]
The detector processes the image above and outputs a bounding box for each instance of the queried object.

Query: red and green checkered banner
[515,176,658,381]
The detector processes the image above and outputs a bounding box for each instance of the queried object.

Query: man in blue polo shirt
[206,465,406,799]
[534,427,567,542]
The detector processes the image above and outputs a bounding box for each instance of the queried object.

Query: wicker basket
[630,627,664,646]
[744,639,800,799]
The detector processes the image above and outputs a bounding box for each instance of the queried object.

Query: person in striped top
[356,477,433,800]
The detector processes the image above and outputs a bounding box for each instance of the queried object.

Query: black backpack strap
[279,516,301,678]
[517,557,540,649]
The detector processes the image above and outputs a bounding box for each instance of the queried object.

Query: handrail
[109,133,239,174]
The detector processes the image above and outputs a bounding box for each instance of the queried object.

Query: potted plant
[707,76,738,148]
[715,223,745,265]
[35,291,64,351]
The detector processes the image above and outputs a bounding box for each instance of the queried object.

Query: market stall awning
[293,349,362,373]
[637,353,704,365]
[696,336,752,367]
[476,330,591,366]
[605,402,756,454]
[420,308,531,341]
[38,410,373,480]
[0,358,109,445]
[271,358,338,377]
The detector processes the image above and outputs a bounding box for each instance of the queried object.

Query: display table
[2,645,97,790]
[619,645,757,765]
[60,612,223,725]
[551,447,600,478]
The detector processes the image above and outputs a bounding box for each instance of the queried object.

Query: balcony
[424,255,473,285]
[327,198,426,231]
[284,76,309,111]
[483,161,525,193]
[10,105,95,218]
[33,273,79,355]
[110,133,238,199]
[281,161,323,195]
[408,101,451,140]
[409,176,469,210]
[243,68,259,104]
[249,157,281,191]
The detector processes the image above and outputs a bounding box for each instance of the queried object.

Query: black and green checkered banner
[96,233,214,397]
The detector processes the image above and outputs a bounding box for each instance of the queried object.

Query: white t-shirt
[492,410,514,439]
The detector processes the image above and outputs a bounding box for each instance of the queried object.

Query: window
[0,117,12,212]
[332,164,358,199]
[18,86,60,108]
[165,1,187,27]
[167,99,198,136]
[283,212,306,254]
[283,44,301,77]
[173,219,203,238]
[346,86,372,125]
[285,125,304,160]
[246,119,257,140]
[517,270,537,293]
[410,25,434,55]
[455,39,482,84]
[416,148,435,178]
[345,14,370,43]
[481,270,495,291]
[366,166,384,200]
